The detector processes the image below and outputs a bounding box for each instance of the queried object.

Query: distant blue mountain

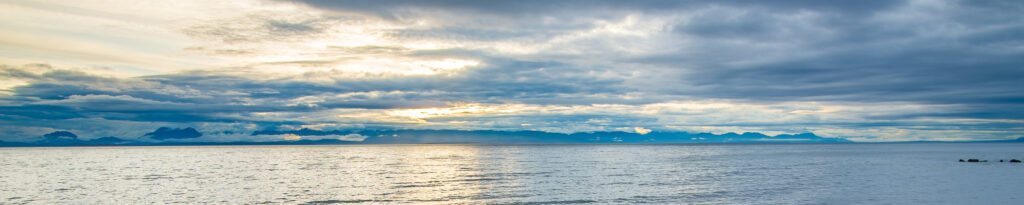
[144,127,202,140]
[0,131,134,147]
[6,129,1024,147]
[40,131,80,145]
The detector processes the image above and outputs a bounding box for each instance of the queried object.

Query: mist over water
[2,144,1022,204]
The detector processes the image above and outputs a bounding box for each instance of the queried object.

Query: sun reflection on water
[6,144,1015,204]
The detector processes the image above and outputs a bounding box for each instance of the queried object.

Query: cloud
[279,134,302,141]
[1,0,1024,142]
[3,62,1021,142]
[338,133,369,141]
[634,127,652,135]
[252,129,370,141]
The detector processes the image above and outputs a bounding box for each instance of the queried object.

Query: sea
[1,143,1022,204]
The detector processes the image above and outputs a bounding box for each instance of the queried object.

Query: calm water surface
[1,143,1023,204]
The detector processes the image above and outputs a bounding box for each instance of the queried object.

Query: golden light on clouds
[326,57,479,76]
[281,134,302,141]
[634,127,652,135]
[387,103,526,122]
[1,0,483,79]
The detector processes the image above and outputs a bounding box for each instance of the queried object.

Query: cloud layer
[1,0,1023,142]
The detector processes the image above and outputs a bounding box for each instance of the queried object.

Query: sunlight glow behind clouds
[2,0,482,78]
[388,103,525,122]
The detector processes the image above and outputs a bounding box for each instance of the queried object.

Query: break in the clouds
[1,0,1023,143]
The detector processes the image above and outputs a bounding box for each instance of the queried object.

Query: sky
[1,0,1023,142]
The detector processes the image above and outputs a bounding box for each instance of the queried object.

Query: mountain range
[3,127,1022,147]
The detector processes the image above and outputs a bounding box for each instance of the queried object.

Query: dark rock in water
[1011,159,1022,163]
[1000,160,1005,162]
[967,159,980,162]
[959,159,965,162]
